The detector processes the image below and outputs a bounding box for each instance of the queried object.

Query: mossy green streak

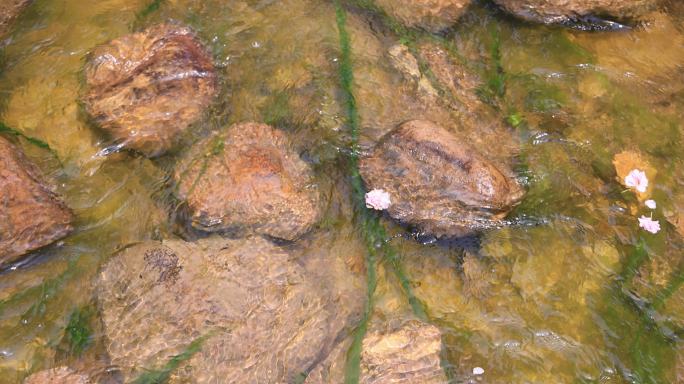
[131,333,212,384]
[64,305,94,356]
[333,4,373,383]
[334,2,428,383]
[0,122,58,159]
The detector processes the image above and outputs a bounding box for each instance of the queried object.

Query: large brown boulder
[493,0,660,25]
[359,120,524,238]
[96,235,363,383]
[305,320,448,383]
[0,0,30,37]
[82,24,217,157]
[374,0,472,32]
[0,136,73,266]
[174,122,322,241]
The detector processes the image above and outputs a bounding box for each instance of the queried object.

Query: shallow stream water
[0,0,683,383]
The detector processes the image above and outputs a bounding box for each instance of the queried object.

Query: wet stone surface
[305,319,447,383]
[174,122,322,241]
[385,43,521,165]
[82,23,217,157]
[0,136,73,266]
[492,0,660,26]
[23,367,90,384]
[0,0,30,38]
[416,43,521,163]
[96,235,363,383]
[360,119,524,238]
[374,0,472,32]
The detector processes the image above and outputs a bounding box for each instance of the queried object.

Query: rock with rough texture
[359,120,524,238]
[96,235,363,383]
[23,367,90,384]
[174,122,321,241]
[375,0,472,32]
[305,320,448,384]
[387,43,521,165]
[493,0,660,25]
[417,43,521,162]
[0,136,73,266]
[0,0,30,38]
[82,24,217,157]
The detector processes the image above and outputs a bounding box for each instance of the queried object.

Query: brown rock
[23,367,90,384]
[0,136,73,266]
[493,0,660,25]
[375,0,472,32]
[417,43,521,163]
[305,320,448,384]
[96,236,364,383]
[359,120,524,238]
[174,122,321,241]
[0,0,30,37]
[82,23,217,157]
[387,43,521,165]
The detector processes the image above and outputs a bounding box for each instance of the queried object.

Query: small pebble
[473,367,485,375]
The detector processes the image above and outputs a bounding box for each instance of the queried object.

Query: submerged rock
[174,122,321,241]
[0,0,30,37]
[375,0,472,32]
[305,320,448,383]
[359,120,524,238]
[386,43,521,165]
[82,23,217,157]
[461,251,494,299]
[23,367,90,384]
[0,136,73,266]
[96,235,363,383]
[493,0,660,26]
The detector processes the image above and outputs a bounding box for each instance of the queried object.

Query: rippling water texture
[0,0,683,383]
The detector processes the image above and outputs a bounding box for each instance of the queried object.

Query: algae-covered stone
[388,43,521,165]
[96,235,363,383]
[305,320,448,384]
[375,0,472,32]
[82,23,217,157]
[0,136,73,266]
[359,120,524,238]
[493,0,660,25]
[174,122,321,241]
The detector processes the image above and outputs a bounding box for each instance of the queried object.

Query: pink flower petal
[365,189,391,210]
[645,199,656,209]
[638,215,661,234]
[625,169,648,193]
